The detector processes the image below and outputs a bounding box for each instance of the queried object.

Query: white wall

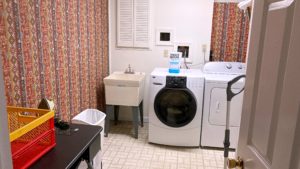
[0,55,13,168]
[109,0,214,121]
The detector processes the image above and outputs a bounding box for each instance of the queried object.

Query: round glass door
[154,88,197,127]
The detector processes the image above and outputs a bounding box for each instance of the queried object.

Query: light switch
[163,49,169,57]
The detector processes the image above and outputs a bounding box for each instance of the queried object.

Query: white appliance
[148,68,204,147]
[201,62,246,149]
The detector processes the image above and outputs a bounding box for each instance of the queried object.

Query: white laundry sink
[103,72,145,106]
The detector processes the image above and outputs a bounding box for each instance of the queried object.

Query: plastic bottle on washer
[169,52,182,73]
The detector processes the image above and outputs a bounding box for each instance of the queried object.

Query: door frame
[0,52,13,168]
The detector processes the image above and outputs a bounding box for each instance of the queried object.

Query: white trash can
[72,109,106,169]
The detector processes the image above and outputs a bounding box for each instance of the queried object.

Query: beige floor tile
[108,164,123,169]
[190,165,205,169]
[163,162,177,169]
[149,161,164,169]
[102,121,234,169]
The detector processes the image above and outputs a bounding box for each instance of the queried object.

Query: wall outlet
[163,49,169,57]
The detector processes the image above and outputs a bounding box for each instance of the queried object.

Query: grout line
[102,122,229,169]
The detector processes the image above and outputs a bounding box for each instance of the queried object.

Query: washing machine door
[154,88,197,128]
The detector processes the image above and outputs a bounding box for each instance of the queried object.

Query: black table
[30,124,102,169]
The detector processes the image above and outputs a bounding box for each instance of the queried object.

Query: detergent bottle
[169,52,182,73]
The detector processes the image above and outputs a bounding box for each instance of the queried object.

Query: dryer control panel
[166,76,186,88]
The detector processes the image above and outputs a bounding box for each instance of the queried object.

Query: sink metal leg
[139,101,144,127]
[105,105,114,137]
[132,107,139,139]
[114,105,119,125]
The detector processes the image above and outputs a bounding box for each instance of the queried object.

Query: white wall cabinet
[117,0,150,48]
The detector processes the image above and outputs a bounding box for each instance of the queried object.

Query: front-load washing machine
[148,68,204,147]
[200,62,246,149]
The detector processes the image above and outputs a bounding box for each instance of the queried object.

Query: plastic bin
[72,109,106,169]
[7,106,56,169]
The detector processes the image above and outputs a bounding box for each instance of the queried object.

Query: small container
[7,106,56,169]
[169,52,182,73]
[72,109,106,168]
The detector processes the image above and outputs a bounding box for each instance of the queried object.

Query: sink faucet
[125,64,135,74]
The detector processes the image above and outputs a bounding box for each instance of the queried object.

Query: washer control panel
[166,76,187,88]
[203,62,246,75]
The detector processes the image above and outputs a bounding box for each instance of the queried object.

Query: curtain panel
[210,2,249,62]
[0,0,109,120]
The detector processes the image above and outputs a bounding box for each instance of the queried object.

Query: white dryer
[200,62,246,149]
[148,68,204,147]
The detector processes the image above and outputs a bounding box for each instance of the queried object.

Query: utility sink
[103,72,145,106]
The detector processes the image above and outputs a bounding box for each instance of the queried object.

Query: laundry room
[0,0,299,169]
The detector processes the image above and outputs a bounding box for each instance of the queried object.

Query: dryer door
[209,87,243,126]
[154,88,197,128]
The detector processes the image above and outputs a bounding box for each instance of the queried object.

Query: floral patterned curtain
[210,2,250,62]
[0,0,109,121]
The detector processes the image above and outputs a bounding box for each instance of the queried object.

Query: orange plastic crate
[7,106,56,169]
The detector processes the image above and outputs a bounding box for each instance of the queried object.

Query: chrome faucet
[124,64,135,74]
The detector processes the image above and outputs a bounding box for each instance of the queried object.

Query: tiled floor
[102,121,235,169]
